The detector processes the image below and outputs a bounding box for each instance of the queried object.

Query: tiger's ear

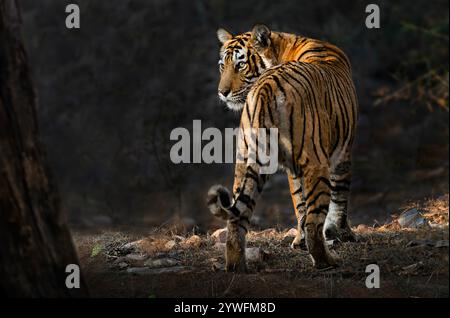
[217,28,232,44]
[251,24,271,50]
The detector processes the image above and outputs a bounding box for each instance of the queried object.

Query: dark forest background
[20,0,448,232]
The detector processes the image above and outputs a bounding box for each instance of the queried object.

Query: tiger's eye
[237,61,246,70]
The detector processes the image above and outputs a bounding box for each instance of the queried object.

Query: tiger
[207,24,358,271]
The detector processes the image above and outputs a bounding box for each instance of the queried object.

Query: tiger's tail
[207,185,238,221]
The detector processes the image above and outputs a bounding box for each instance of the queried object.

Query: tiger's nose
[218,89,231,98]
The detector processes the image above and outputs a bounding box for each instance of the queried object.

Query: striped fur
[209,25,358,271]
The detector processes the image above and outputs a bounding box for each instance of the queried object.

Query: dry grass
[73,195,449,297]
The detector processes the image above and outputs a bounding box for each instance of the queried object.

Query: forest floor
[73,195,449,298]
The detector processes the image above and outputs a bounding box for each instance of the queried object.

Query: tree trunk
[0,0,87,297]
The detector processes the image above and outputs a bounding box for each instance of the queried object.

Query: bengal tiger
[207,24,358,271]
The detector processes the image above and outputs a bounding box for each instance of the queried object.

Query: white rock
[121,239,145,252]
[125,253,148,261]
[127,266,189,275]
[211,228,227,243]
[118,262,129,269]
[164,240,177,250]
[214,242,226,252]
[356,224,374,232]
[435,240,449,248]
[283,228,298,238]
[144,258,179,268]
[398,208,429,228]
[253,228,277,237]
[127,267,151,275]
[183,235,202,248]
[245,247,266,262]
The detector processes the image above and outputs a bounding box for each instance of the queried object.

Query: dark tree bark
[0,0,87,297]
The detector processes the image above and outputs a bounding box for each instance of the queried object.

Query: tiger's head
[216,24,277,111]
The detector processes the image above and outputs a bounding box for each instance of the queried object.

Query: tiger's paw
[225,247,247,273]
[225,224,247,273]
[324,224,357,243]
[290,236,306,250]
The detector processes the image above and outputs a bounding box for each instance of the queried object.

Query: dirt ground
[73,195,449,298]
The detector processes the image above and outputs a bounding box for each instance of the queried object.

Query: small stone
[150,266,191,274]
[120,241,139,254]
[212,262,224,271]
[127,266,189,275]
[400,262,423,275]
[118,262,129,269]
[253,228,277,237]
[211,228,227,243]
[356,224,374,232]
[125,253,148,261]
[111,257,131,269]
[406,240,435,248]
[245,247,267,262]
[127,267,152,275]
[183,235,202,248]
[398,208,429,229]
[430,223,447,229]
[283,228,298,238]
[164,240,177,250]
[144,258,179,268]
[435,240,449,248]
[214,242,226,252]
[209,258,224,271]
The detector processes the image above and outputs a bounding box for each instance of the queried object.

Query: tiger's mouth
[225,100,245,111]
[218,92,247,112]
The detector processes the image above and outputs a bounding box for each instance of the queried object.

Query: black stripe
[307,204,329,215]
[236,194,256,209]
[330,178,350,185]
[331,198,348,205]
[291,186,302,195]
[297,48,327,61]
[296,202,305,209]
[306,191,331,209]
[229,206,241,216]
[271,74,286,97]
[330,184,349,192]
[245,171,259,183]
[304,177,331,202]
[288,105,297,175]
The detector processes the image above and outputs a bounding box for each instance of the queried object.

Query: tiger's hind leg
[324,151,357,242]
[302,164,337,269]
[287,172,306,249]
